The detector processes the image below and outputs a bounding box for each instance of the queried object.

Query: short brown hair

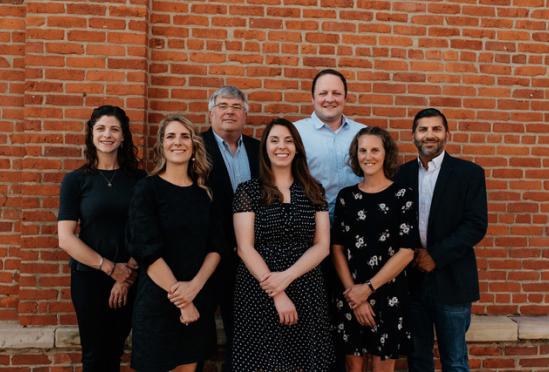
[348,126,399,179]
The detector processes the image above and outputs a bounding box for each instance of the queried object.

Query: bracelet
[97,256,104,271]
[107,262,115,276]
[366,280,376,293]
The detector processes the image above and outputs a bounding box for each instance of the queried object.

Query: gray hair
[207,86,249,112]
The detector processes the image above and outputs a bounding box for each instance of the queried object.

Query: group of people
[57,69,488,372]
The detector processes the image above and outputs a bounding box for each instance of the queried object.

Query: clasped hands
[260,271,298,326]
[168,280,201,326]
[108,261,138,309]
[344,283,376,327]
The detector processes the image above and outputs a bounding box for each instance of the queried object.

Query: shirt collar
[311,111,349,131]
[212,129,243,149]
[417,151,445,171]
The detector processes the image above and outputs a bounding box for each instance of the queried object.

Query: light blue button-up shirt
[294,112,365,220]
[213,130,251,192]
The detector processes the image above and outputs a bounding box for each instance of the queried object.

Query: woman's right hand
[273,292,298,326]
[179,302,200,325]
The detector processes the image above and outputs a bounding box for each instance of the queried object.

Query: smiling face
[266,124,296,169]
[162,120,193,166]
[92,115,124,155]
[357,134,386,178]
[209,95,247,139]
[312,73,346,129]
[413,115,448,163]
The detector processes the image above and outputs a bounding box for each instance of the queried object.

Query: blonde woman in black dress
[332,126,419,372]
[127,115,222,372]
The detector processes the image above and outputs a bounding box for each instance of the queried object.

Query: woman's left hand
[108,282,129,309]
[168,280,200,308]
[344,283,371,309]
[260,270,293,297]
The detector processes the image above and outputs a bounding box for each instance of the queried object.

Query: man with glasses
[201,86,259,372]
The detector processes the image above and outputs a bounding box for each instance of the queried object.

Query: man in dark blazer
[201,86,259,372]
[394,108,488,372]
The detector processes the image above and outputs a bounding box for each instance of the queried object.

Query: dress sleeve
[398,187,420,249]
[232,181,256,213]
[58,171,81,221]
[126,178,164,267]
[331,189,346,245]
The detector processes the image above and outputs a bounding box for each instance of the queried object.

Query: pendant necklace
[98,169,117,187]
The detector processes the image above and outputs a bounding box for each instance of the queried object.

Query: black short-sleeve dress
[232,178,335,371]
[332,182,419,360]
[127,175,223,371]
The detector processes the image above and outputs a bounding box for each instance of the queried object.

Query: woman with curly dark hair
[127,114,223,372]
[232,118,334,371]
[332,126,420,372]
[58,105,145,371]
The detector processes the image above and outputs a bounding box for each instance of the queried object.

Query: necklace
[98,169,117,187]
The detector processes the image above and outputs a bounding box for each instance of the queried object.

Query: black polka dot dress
[232,179,334,371]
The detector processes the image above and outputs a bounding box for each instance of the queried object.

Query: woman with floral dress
[332,126,419,372]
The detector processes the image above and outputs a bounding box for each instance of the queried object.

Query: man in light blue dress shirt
[294,69,365,221]
[294,69,366,372]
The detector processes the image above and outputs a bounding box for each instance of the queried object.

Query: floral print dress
[332,182,419,360]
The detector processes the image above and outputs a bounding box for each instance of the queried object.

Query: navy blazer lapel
[427,153,455,233]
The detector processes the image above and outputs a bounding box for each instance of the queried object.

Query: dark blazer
[201,128,260,255]
[394,153,488,304]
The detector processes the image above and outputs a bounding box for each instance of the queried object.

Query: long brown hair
[259,118,325,207]
[151,114,212,199]
[83,105,140,173]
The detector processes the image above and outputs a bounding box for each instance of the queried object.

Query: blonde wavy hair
[150,114,212,199]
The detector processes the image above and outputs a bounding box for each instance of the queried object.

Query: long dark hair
[259,118,325,207]
[82,105,140,172]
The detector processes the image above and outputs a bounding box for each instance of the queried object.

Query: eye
[216,103,229,110]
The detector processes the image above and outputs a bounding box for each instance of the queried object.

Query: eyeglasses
[214,103,244,112]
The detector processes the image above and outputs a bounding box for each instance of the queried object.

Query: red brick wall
[0,0,547,363]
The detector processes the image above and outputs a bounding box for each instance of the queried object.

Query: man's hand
[414,248,436,272]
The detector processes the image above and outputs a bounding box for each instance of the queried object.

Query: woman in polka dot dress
[232,118,334,371]
[332,127,420,372]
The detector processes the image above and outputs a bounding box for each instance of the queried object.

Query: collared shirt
[294,112,365,220]
[213,130,251,192]
[417,151,445,248]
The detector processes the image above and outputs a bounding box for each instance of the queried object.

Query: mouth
[274,153,290,158]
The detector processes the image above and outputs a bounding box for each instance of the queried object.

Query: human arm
[168,251,221,307]
[260,211,330,296]
[233,211,271,282]
[57,222,133,283]
[344,247,414,308]
[146,258,200,325]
